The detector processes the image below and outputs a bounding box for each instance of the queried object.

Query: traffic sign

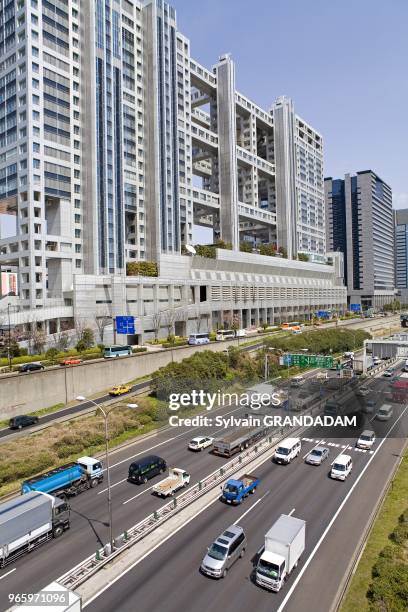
[115,316,135,335]
[280,354,334,368]
[350,303,361,312]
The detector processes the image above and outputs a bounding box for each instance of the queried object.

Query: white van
[376,404,393,421]
[330,454,353,480]
[274,438,301,465]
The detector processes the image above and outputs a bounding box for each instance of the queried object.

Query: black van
[9,415,40,430]
[128,455,167,484]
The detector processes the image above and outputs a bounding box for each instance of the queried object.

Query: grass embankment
[340,452,408,612]
[0,397,165,497]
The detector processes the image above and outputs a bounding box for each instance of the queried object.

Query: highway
[0,360,405,611]
[0,314,398,440]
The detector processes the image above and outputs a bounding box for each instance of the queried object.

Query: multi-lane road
[0,362,406,612]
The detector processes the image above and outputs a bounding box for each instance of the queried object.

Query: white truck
[0,491,70,567]
[256,514,306,592]
[152,468,190,497]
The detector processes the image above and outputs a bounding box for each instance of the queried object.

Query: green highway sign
[281,354,334,368]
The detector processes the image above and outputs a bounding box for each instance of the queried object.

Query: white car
[188,436,214,451]
[356,430,375,450]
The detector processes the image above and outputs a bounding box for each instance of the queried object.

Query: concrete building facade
[325,171,395,310]
[0,0,341,341]
[395,208,408,302]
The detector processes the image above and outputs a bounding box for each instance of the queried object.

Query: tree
[79,328,94,350]
[52,330,70,352]
[162,308,185,341]
[94,315,112,344]
[259,243,276,257]
[297,253,309,262]
[151,311,162,341]
[239,241,252,253]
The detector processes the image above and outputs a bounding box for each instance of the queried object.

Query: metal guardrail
[57,423,295,590]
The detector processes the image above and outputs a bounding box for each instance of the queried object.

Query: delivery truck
[21,456,103,497]
[221,473,260,504]
[0,491,70,567]
[213,425,268,457]
[152,468,190,497]
[255,514,306,592]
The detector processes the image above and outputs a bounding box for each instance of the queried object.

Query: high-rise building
[325,171,395,310]
[395,208,408,300]
[0,0,344,341]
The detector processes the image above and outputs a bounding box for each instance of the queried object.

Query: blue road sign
[116,316,135,335]
[317,310,330,318]
[350,303,361,312]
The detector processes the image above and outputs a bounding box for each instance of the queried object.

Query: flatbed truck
[152,468,190,497]
[213,425,268,457]
[221,473,260,504]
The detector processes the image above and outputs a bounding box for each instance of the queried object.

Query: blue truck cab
[21,456,103,498]
[221,473,260,505]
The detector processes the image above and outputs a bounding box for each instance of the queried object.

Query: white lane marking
[331,445,350,465]
[288,507,295,516]
[83,494,219,608]
[276,405,408,612]
[104,404,245,473]
[233,492,270,525]
[0,568,16,580]
[122,484,156,505]
[98,477,128,495]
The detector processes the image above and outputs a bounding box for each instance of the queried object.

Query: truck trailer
[21,456,103,497]
[213,425,268,457]
[256,514,306,592]
[0,491,70,567]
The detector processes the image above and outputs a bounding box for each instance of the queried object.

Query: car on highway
[305,446,330,466]
[330,454,353,481]
[356,386,370,397]
[200,525,246,578]
[383,368,395,377]
[19,362,45,373]
[9,414,40,430]
[290,375,306,388]
[363,399,376,414]
[376,404,393,421]
[356,430,376,450]
[274,438,301,465]
[109,384,131,396]
[60,356,82,366]
[188,436,214,451]
[128,455,167,484]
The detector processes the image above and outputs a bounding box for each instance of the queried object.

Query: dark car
[9,415,39,430]
[19,362,45,373]
[128,455,167,484]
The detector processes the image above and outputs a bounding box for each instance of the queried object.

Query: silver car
[305,446,330,465]
[200,525,246,579]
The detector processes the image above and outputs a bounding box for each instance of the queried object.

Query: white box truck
[0,491,70,567]
[256,514,306,592]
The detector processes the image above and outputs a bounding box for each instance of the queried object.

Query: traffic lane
[0,403,291,606]
[85,436,372,612]
[0,380,151,441]
[283,434,407,612]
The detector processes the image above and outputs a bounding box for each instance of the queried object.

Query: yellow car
[109,384,131,396]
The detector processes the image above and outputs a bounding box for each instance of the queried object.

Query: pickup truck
[221,473,260,505]
[152,468,190,497]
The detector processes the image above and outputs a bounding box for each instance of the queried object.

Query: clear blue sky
[172,0,408,209]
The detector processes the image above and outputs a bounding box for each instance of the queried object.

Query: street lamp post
[7,303,11,372]
[76,396,137,552]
